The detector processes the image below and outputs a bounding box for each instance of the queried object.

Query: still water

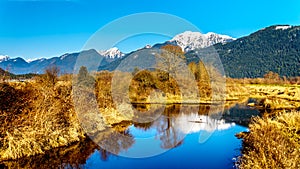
[1,104,259,169]
[85,126,246,169]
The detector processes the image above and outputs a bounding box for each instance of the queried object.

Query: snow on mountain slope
[0,55,10,62]
[26,58,47,63]
[275,25,291,30]
[169,31,235,52]
[99,47,125,59]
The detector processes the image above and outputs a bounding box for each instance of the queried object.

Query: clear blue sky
[0,0,300,60]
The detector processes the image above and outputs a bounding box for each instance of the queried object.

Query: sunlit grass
[0,72,86,161]
[237,111,300,169]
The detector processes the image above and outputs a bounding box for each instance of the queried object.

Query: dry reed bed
[237,111,300,169]
[0,79,85,162]
[0,75,135,161]
[246,84,300,109]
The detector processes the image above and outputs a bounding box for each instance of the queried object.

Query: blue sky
[0,0,300,60]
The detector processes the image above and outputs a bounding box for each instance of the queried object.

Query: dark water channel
[1,104,263,169]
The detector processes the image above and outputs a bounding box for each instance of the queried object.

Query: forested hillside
[215,25,300,78]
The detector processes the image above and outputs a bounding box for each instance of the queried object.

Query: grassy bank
[0,70,133,162]
[237,111,300,169]
[0,78,85,161]
[0,70,134,161]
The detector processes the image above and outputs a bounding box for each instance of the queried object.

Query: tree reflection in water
[154,104,186,149]
[93,104,230,154]
[89,121,135,156]
[133,121,153,131]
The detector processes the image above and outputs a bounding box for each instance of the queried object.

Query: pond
[1,104,260,169]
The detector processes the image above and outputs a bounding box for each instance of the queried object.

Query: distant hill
[0,67,13,77]
[0,67,6,75]
[215,25,300,78]
[0,67,37,80]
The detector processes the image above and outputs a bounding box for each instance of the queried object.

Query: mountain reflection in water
[1,104,256,169]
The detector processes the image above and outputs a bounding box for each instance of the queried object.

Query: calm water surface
[2,104,259,169]
[85,125,246,169]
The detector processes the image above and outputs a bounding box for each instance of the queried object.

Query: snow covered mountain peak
[169,31,235,52]
[0,55,10,62]
[99,47,125,59]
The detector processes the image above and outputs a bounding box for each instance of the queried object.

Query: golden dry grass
[245,84,300,109]
[0,78,85,161]
[237,111,300,169]
[0,70,133,161]
[225,77,300,109]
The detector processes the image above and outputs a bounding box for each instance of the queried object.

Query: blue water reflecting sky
[84,123,247,169]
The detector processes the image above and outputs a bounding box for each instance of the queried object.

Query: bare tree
[155,44,186,80]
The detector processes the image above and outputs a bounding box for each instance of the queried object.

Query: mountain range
[1,25,300,78]
[0,49,106,74]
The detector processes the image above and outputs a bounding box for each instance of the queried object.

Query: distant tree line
[0,67,37,81]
